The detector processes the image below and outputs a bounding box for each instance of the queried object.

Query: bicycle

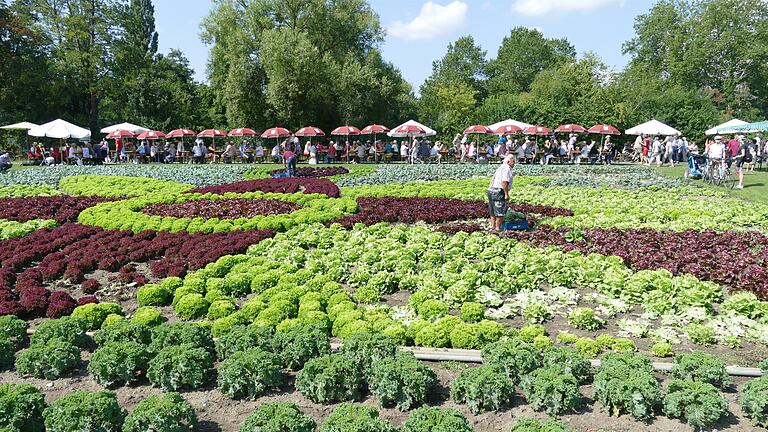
[703,159,736,189]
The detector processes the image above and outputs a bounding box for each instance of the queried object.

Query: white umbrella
[387,120,437,138]
[28,119,91,140]
[100,122,149,134]
[488,119,533,134]
[0,121,38,130]
[625,119,681,136]
[706,119,748,135]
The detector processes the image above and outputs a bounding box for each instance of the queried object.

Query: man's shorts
[487,188,507,217]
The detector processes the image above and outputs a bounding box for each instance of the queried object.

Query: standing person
[326,140,336,164]
[650,136,663,166]
[0,151,12,172]
[487,155,516,232]
[283,147,297,177]
[734,138,752,189]
[467,141,476,162]
[308,141,318,165]
[603,136,614,165]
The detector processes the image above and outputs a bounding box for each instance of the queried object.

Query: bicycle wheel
[722,168,737,189]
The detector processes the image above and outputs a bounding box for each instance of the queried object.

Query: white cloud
[511,0,623,16]
[389,1,468,41]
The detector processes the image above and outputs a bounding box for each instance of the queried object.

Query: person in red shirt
[282,148,297,177]
[727,135,741,160]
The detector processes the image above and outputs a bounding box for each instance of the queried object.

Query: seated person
[0,151,12,172]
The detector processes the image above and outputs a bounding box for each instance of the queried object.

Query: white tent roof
[387,119,437,137]
[0,121,38,130]
[488,118,533,132]
[28,119,91,140]
[625,119,681,136]
[100,122,149,134]
[706,118,748,135]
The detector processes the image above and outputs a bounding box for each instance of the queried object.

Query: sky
[154,0,656,92]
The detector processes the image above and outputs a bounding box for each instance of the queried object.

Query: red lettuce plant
[0,196,113,223]
[142,198,301,219]
[190,178,340,197]
[269,167,349,178]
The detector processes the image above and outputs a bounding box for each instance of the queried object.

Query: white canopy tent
[100,122,149,134]
[28,119,91,140]
[0,122,38,130]
[387,119,437,138]
[488,118,533,133]
[625,119,681,136]
[706,119,748,135]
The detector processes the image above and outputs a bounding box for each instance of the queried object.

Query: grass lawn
[657,164,768,204]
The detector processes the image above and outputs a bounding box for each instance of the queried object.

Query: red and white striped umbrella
[522,125,552,136]
[331,125,361,136]
[554,124,587,133]
[295,126,325,137]
[137,130,166,140]
[261,127,291,138]
[198,129,227,138]
[361,124,390,134]
[495,125,523,135]
[393,124,425,135]
[228,128,258,137]
[106,130,135,139]
[588,124,621,135]
[463,125,493,134]
[166,129,197,138]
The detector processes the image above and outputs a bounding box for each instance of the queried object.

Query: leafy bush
[740,375,768,427]
[0,383,46,432]
[136,283,173,306]
[123,393,198,432]
[173,293,209,320]
[556,331,579,344]
[450,365,515,414]
[101,314,124,328]
[542,347,593,383]
[15,340,80,380]
[402,407,472,432]
[295,354,364,404]
[150,322,214,354]
[215,324,275,361]
[43,390,125,432]
[368,352,436,411]
[131,306,165,327]
[517,324,546,342]
[662,379,728,429]
[338,332,397,373]
[207,299,237,320]
[218,349,285,400]
[272,324,330,370]
[93,321,151,346]
[0,315,28,348]
[684,323,715,345]
[481,338,542,384]
[568,307,603,331]
[650,342,674,358]
[509,417,572,432]
[672,351,730,389]
[574,337,601,358]
[240,402,316,432]
[520,366,581,415]
[88,342,151,388]
[460,302,484,323]
[417,299,449,320]
[0,336,13,371]
[147,344,213,391]
[30,317,88,348]
[70,302,123,330]
[523,303,552,323]
[320,403,398,432]
[594,352,661,421]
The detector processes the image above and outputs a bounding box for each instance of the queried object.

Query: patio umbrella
[494,124,523,135]
[387,120,436,138]
[555,124,587,133]
[198,129,226,138]
[0,122,38,130]
[625,119,681,136]
[522,125,553,136]
[261,127,292,151]
[331,125,361,136]
[588,124,621,135]
[294,126,325,137]
[391,124,425,136]
[361,124,390,145]
[228,128,258,137]
[137,130,166,140]
[464,125,494,162]
[166,129,197,138]
[100,122,149,134]
[28,119,91,140]
[106,130,136,139]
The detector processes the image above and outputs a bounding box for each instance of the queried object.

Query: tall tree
[114,0,158,71]
[421,36,487,96]
[486,27,575,94]
[25,0,120,131]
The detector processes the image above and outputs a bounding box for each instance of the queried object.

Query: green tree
[418,82,476,141]
[486,27,575,94]
[421,36,487,97]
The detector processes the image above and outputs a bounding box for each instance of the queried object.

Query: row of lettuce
[3,313,768,430]
[133,224,768,355]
